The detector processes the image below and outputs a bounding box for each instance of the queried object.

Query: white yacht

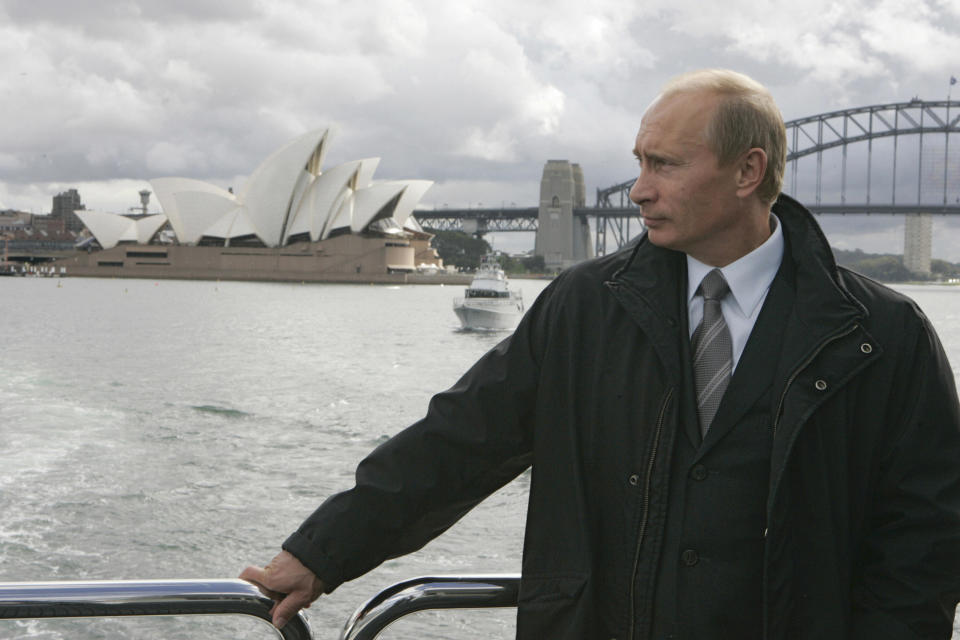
[453,256,524,330]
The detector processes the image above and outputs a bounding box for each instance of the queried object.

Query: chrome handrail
[339,574,521,640]
[0,578,312,639]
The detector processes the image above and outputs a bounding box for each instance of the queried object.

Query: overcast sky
[1,0,959,258]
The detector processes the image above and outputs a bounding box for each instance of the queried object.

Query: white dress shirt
[686,214,784,372]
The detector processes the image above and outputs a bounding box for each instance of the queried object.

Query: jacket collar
[606,236,688,384]
[606,194,868,387]
[610,193,865,335]
[610,233,684,298]
[769,194,866,368]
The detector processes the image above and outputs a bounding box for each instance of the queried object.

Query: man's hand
[240,550,326,629]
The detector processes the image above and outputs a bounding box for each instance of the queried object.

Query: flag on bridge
[952,76,957,86]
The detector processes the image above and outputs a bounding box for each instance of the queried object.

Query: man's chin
[645,228,676,250]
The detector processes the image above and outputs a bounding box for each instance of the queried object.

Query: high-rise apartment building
[51,188,86,232]
[903,213,933,275]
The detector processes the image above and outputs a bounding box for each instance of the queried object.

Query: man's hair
[661,69,787,205]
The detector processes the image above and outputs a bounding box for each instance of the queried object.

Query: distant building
[1,212,80,253]
[53,128,450,282]
[903,214,933,275]
[32,215,66,234]
[51,189,86,232]
[76,129,432,251]
[0,210,32,232]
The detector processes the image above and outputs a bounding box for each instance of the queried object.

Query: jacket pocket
[516,573,589,639]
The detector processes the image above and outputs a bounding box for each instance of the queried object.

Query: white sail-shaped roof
[151,177,236,245]
[282,133,336,240]
[239,129,331,247]
[322,192,355,239]
[75,210,152,250]
[351,182,415,233]
[286,169,315,239]
[318,157,382,240]
[200,206,258,241]
[285,162,353,242]
[146,128,431,248]
[351,157,379,190]
[388,180,433,228]
[169,189,238,244]
[286,159,380,242]
[134,214,169,244]
[404,215,425,233]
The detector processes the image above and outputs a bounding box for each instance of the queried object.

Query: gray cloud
[1,0,959,258]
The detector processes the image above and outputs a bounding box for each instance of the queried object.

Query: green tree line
[832,248,960,282]
[425,230,545,274]
[425,230,960,282]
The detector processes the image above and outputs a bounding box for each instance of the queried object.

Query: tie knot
[699,268,730,301]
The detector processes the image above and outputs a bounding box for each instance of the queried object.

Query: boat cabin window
[466,290,510,298]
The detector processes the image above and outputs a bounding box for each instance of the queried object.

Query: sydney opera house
[54,129,455,283]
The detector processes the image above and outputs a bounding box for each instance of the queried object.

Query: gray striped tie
[692,269,732,436]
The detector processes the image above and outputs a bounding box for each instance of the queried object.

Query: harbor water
[1,277,959,639]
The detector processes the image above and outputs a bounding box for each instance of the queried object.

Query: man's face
[629,90,747,266]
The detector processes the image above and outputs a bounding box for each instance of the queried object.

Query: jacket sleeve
[282,279,560,593]
[852,312,960,639]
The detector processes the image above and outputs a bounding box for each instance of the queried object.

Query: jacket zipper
[627,387,674,640]
[763,322,857,639]
[771,323,858,437]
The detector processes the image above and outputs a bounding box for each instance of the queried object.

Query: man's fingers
[272,592,312,629]
[239,552,325,627]
[238,565,265,584]
[239,565,285,601]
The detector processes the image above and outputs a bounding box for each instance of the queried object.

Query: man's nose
[629,174,651,206]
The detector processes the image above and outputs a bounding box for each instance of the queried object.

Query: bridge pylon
[535,160,593,269]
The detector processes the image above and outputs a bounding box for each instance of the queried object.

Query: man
[242,70,960,638]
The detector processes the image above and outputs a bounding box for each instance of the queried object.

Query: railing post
[339,575,521,640]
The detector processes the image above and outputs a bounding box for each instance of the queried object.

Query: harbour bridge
[413,99,960,272]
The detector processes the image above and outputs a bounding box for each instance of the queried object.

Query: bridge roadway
[413,203,960,233]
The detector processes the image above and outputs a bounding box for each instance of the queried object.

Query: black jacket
[285,195,960,639]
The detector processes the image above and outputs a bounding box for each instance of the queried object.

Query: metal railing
[0,579,312,639]
[339,575,520,640]
[0,575,522,639]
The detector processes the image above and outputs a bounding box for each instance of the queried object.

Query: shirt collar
[686,213,784,317]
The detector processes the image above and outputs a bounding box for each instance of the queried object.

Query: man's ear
[735,148,767,198]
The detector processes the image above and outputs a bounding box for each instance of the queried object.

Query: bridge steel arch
[411,100,960,264]
[786,99,960,206]
[587,99,960,258]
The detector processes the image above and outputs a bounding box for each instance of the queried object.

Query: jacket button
[690,464,707,481]
[628,474,640,486]
[860,342,873,354]
[814,379,828,391]
[681,549,699,566]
